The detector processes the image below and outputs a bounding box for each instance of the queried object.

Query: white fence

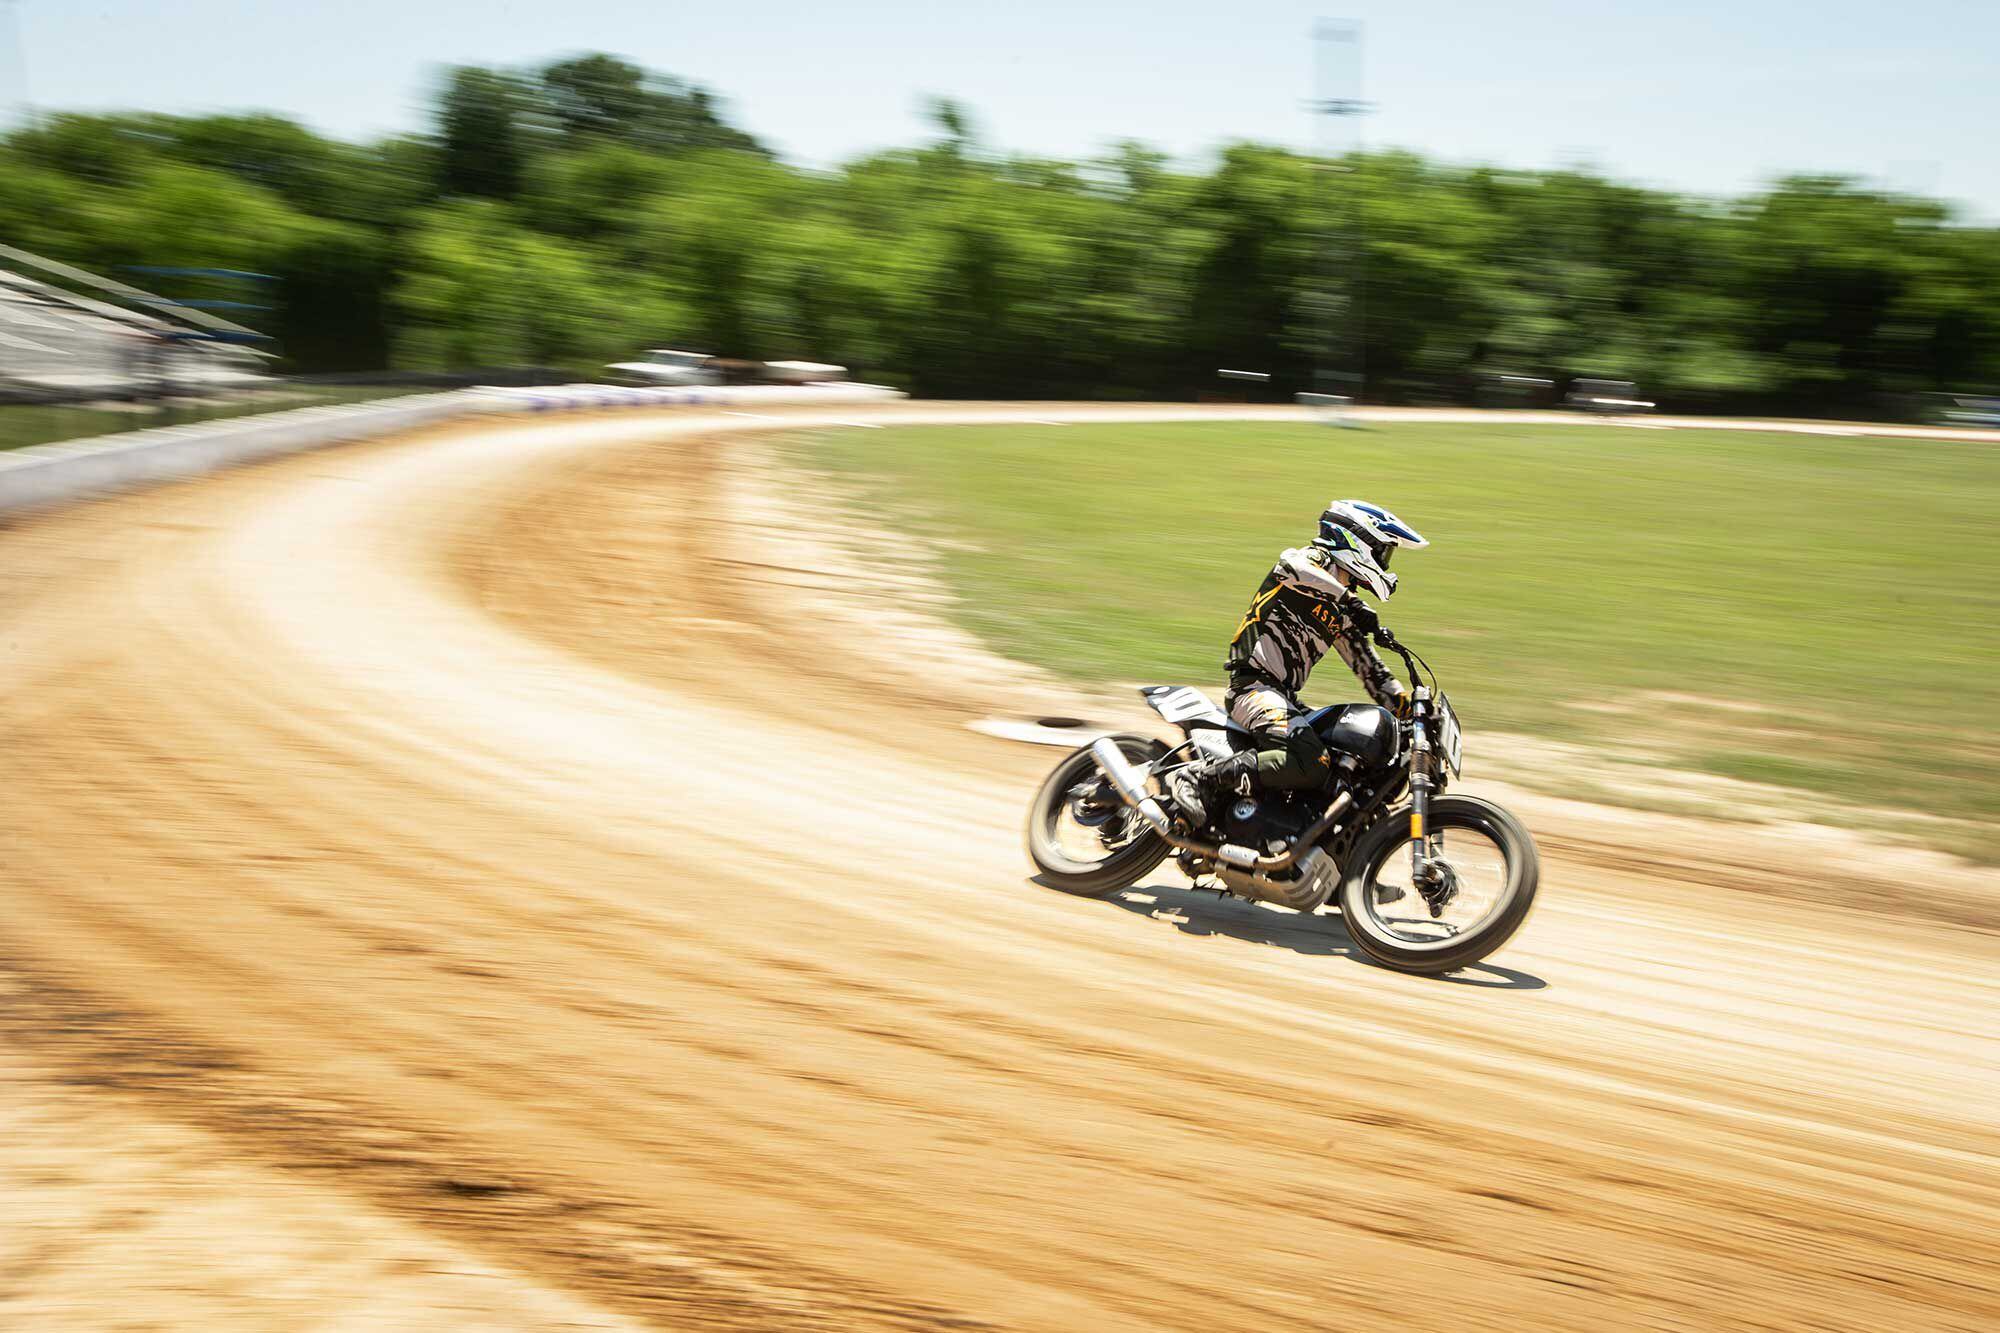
[0,382,904,519]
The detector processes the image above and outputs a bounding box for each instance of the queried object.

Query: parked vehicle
[1937,394,2000,429]
[1564,378,1654,414]
[603,348,723,387]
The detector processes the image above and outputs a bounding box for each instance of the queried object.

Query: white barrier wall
[0,382,904,519]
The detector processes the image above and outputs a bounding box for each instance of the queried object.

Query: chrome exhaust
[1087,738,1175,834]
[1215,846,1337,912]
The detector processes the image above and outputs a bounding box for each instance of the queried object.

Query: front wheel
[1026,734,1171,896]
[1336,794,1539,975]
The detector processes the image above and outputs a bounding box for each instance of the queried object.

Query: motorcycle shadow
[1063,879,1546,989]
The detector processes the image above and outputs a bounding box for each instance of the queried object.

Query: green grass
[792,420,2000,859]
[0,386,426,454]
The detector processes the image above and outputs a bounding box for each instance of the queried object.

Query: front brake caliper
[1415,861,1459,917]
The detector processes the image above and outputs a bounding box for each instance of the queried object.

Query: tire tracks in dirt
[2,405,1996,1330]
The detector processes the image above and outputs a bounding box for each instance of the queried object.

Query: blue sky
[6,0,1997,216]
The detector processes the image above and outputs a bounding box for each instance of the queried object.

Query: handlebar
[1371,626,1436,696]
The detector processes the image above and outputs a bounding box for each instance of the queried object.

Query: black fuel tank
[1304,703,1400,771]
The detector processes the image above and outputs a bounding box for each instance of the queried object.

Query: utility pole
[1309,19,1369,416]
[1,0,29,132]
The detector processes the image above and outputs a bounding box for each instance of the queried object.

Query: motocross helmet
[1315,499,1428,600]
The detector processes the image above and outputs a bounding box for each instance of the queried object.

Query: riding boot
[1168,751,1258,826]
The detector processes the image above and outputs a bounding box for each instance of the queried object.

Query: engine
[1169,784,1348,915]
[1222,791,1321,853]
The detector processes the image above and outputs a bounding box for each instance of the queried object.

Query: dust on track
[2,404,1996,1331]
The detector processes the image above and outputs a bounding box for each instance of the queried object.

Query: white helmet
[1315,499,1428,600]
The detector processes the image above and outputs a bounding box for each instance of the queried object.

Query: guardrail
[0,382,904,520]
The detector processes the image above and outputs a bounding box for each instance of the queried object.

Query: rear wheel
[1336,795,1539,974]
[1026,734,1171,896]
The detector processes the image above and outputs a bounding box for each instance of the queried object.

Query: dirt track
[2,404,1996,1330]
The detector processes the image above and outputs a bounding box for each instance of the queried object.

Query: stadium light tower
[1309,19,1370,416]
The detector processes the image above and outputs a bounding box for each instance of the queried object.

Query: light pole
[1310,19,1369,417]
[1,0,29,133]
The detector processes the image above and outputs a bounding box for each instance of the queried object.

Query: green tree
[8,65,2000,402]
[438,67,533,200]
[539,54,767,156]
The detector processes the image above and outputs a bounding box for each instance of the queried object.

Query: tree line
[3,51,1996,414]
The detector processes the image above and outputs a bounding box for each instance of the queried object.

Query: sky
[5,0,1998,216]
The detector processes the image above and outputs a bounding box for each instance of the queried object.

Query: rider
[1170,499,1427,824]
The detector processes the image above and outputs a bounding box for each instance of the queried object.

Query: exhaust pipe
[1087,738,1175,834]
[1216,847,1337,912]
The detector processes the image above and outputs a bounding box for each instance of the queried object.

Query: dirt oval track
[2,404,1996,1331]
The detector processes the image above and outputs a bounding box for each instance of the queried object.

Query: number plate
[1435,694,1464,777]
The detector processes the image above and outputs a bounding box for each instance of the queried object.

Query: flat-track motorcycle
[1027,628,1538,974]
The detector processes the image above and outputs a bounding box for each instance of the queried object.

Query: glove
[1340,597,1381,639]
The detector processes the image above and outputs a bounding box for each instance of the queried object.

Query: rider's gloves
[1340,596,1381,639]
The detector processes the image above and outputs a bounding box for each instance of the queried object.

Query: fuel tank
[1303,703,1400,771]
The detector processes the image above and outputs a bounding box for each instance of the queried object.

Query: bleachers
[0,260,268,402]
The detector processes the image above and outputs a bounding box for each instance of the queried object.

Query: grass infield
[796,419,2000,860]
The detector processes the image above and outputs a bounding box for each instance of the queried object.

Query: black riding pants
[1224,682,1331,790]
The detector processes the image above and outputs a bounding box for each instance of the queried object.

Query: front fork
[1407,687,1443,886]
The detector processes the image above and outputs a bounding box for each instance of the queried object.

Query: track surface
[3,405,1996,1330]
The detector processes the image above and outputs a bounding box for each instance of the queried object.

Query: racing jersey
[1225,545,1406,710]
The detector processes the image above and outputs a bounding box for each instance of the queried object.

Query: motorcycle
[1026,628,1538,975]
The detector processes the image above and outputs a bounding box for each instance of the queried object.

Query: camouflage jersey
[1225,546,1406,710]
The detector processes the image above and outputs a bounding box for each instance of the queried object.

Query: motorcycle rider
[1170,500,1427,824]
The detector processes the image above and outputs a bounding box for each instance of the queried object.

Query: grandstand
[0,246,269,403]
